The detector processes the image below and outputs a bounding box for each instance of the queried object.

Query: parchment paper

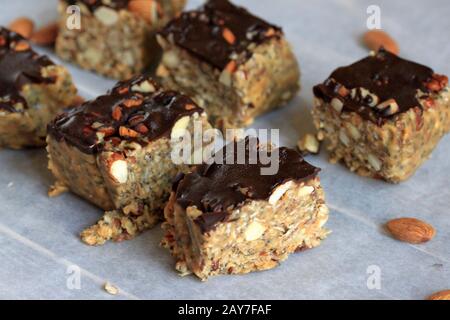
[0,0,449,299]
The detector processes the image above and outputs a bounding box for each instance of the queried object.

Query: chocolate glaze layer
[174,138,320,233]
[160,0,282,70]
[313,49,436,124]
[0,27,55,113]
[63,0,129,11]
[48,75,203,154]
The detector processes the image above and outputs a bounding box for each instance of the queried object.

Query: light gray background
[0,0,449,300]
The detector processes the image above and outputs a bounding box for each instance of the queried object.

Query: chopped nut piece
[222,27,236,44]
[244,221,266,241]
[297,134,320,155]
[94,6,119,26]
[104,282,119,295]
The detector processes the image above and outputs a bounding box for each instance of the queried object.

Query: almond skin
[386,218,435,244]
[9,17,35,39]
[427,290,450,300]
[362,30,399,55]
[128,0,159,22]
[30,22,58,46]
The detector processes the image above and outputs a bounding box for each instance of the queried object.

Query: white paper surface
[0,0,449,300]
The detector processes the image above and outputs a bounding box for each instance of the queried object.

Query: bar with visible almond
[162,138,329,280]
[157,0,300,130]
[47,75,213,245]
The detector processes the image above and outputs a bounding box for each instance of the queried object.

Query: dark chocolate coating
[63,0,129,11]
[174,138,320,233]
[0,27,55,113]
[48,75,203,154]
[313,49,435,124]
[160,0,282,70]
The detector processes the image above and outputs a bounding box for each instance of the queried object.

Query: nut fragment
[362,30,399,55]
[30,22,58,46]
[244,221,266,241]
[297,134,320,155]
[162,51,179,68]
[331,98,344,113]
[94,6,119,26]
[427,290,450,300]
[104,282,119,295]
[110,160,128,184]
[171,116,191,140]
[376,99,399,116]
[222,28,236,44]
[131,80,155,93]
[269,181,294,205]
[9,17,34,39]
[386,218,436,244]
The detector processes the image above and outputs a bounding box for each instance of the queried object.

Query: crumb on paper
[48,182,68,197]
[104,282,119,295]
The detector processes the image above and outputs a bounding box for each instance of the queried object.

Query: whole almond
[9,17,35,39]
[386,218,435,244]
[362,30,399,55]
[30,22,59,46]
[128,0,159,22]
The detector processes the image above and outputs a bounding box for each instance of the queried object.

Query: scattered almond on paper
[362,29,399,55]
[386,217,435,244]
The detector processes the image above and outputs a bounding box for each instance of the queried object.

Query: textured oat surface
[0,0,449,299]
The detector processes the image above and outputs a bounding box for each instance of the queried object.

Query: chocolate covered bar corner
[313,49,450,183]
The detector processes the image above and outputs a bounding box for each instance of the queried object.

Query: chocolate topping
[160,0,282,70]
[174,138,320,233]
[0,27,55,113]
[313,49,438,124]
[63,0,129,11]
[48,76,203,154]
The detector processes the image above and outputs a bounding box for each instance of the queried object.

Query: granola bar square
[47,75,212,244]
[162,138,329,280]
[157,0,300,130]
[312,49,450,183]
[56,0,186,79]
[0,27,77,149]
